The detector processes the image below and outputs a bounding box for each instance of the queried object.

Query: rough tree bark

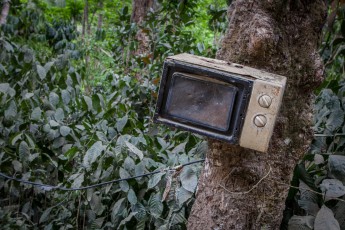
[82,0,89,37]
[131,0,156,77]
[97,1,103,32]
[0,0,10,25]
[131,0,155,24]
[188,1,327,229]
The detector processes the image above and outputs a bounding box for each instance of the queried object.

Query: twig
[219,164,272,195]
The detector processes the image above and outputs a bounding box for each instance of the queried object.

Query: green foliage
[282,4,345,230]
[0,1,210,229]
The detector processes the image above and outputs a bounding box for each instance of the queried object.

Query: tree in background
[0,0,10,25]
[188,0,327,229]
[131,0,155,24]
[82,0,89,37]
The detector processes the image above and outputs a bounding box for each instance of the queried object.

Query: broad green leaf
[94,217,105,229]
[5,100,17,119]
[10,133,22,145]
[52,137,65,149]
[24,50,33,63]
[44,61,54,72]
[12,160,22,172]
[31,107,42,121]
[177,187,193,206]
[49,120,59,127]
[157,225,168,230]
[92,94,101,113]
[19,141,30,160]
[24,93,34,99]
[328,155,345,184]
[314,205,340,230]
[61,89,71,105]
[101,165,113,180]
[60,126,71,137]
[90,193,103,215]
[115,135,131,155]
[326,110,344,132]
[180,167,198,192]
[49,92,59,106]
[71,173,84,188]
[147,172,165,189]
[83,96,93,111]
[299,180,319,204]
[136,219,147,230]
[314,154,324,165]
[135,162,145,176]
[37,64,47,80]
[120,167,131,179]
[83,141,104,169]
[171,207,187,225]
[96,131,108,143]
[118,212,137,228]
[125,141,143,160]
[0,63,7,75]
[320,179,345,200]
[119,180,129,192]
[42,153,58,168]
[148,193,163,217]
[124,157,135,172]
[127,189,137,205]
[116,115,128,132]
[0,83,9,94]
[288,215,314,230]
[334,199,345,229]
[39,207,52,223]
[28,153,39,162]
[75,125,85,130]
[54,108,65,121]
[132,202,146,221]
[172,142,186,154]
[298,200,320,216]
[111,198,126,224]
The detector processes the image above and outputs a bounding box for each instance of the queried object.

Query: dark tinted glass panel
[165,72,238,131]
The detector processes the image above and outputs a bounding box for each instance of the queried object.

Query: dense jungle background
[0,0,345,229]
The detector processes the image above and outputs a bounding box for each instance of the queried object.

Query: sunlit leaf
[127,189,137,205]
[37,64,47,80]
[328,155,345,184]
[111,198,126,224]
[148,172,165,189]
[314,205,340,230]
[49,92,59,106]
[83,141,104,170]
[60,126,71,137]
[148,193,163,217]
[180,167,198,192]
[31,107,42,121]
[320,179,345,200]
[116,115,128,132]
[125,141,143,160]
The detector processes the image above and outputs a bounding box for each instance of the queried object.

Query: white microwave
[154,53,286,152]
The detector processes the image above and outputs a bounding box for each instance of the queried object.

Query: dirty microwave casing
[153,53,286,152]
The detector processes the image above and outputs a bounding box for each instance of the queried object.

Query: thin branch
[219,164,272,195]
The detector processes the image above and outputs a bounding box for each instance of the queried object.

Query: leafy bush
[282,4,345,230]
[0,2,208,229]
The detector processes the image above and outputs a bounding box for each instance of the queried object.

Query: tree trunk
[130,0,155,77]
[97,1,103,31]
[82,0,89,37]
[131,0,154,24]
[188,1,327,229]
[0,1,10,25]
